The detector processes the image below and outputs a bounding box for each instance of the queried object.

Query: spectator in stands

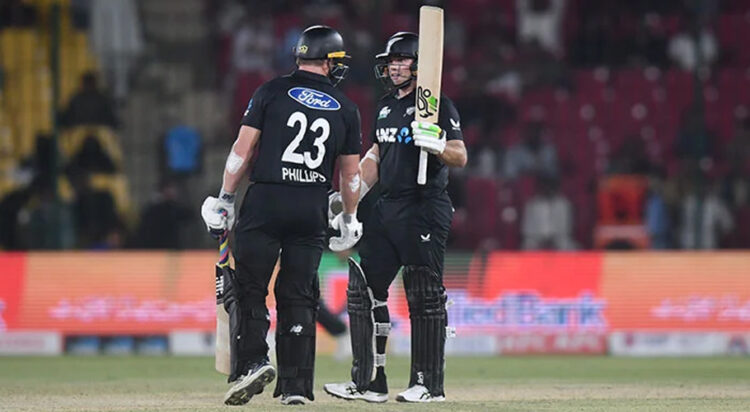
[644,171,671,249]
[216,0,247,37]
[622,14,669,68]
[516,0,566,56]
[570,1,619,67]
[18,177,76,249]
[608,136,652,175]
[723,177,750,248]
[517,39,567,90]
[159,114,203,178]
[679,176,733,249]
[68,168,120,249]
[667,16,718,72]
[473,142,501,178]
[0,131,34,248]
[675,104,715,167]
[65,134,117,175]
[725,117,750,176]
[231,13,274,73]
[133,179,192,249]
[90,0,143,100]
[61,72,118,129]
[504,120,558,180]
[521,175,576,250]
[0,186,31,250]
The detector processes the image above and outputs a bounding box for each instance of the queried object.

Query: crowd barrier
[1,251,748,356]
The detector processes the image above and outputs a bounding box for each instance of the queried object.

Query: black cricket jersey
[240,70,361,188]
[372,89,463,199]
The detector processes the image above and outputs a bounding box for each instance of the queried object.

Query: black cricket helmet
[374,32,418,90]
[294,25,350,86]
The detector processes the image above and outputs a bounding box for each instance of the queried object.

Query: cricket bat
[416,5,444,185]
[214,230,231,375]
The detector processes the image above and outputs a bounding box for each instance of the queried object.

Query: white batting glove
[328,191,343,228]
[329,213,362,252]
[201,189,236,233]
[412,121,446,155]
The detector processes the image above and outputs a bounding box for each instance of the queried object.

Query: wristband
[219,188,236,203]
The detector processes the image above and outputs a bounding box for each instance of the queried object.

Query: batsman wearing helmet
[324,32,467,403]
[201,25,363,406]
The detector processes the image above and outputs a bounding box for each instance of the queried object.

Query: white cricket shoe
[280,394,307,405]
[223,361,276,405]
[395,385,445,403]
[324,381,388,403]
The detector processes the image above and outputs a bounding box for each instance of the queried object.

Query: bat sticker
[417,86,438,118]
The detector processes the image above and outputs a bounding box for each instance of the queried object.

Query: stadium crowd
[0,0,748,250]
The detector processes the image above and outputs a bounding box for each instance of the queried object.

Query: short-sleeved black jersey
[371,89,463,199]
[241,70,361,188]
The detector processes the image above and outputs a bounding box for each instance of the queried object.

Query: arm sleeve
[438,97,463,141]
[341,106,362,155]
[240,83,270,130]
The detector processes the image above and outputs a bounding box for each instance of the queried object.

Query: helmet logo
[297,45,308,54]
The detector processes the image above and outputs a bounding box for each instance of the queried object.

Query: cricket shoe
[223,360,276,405]
[280,394,307,405]
[324,381,388,403]
[395,385,445,403]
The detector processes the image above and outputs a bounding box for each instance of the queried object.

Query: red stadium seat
[573,69,609,103]
[614,69,657,104]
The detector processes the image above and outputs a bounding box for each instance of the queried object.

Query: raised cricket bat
[214,230,231,375]
[416,5,444,185]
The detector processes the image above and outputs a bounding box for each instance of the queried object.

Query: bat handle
[217,230,230,267]
[417,148,428,185]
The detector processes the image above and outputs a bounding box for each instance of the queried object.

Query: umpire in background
[324,32,467,403]
[201,25,363,406]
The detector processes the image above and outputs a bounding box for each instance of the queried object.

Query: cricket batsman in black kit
[324,32,467,403]
[201,25,363,406]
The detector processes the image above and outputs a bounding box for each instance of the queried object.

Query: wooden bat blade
[416,6,444,125]
[416,6,444,185]
[215,264,231,375]
[215,304,231,375]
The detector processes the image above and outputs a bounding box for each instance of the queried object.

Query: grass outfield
[1,356,749,411]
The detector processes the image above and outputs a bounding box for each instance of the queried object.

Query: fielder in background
[201,25,363,406]
[324,31,467,403]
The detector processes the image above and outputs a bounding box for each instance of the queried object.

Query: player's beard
[390,69,412,89]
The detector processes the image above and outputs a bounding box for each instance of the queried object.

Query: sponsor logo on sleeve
[450,118,461,130]
[243,99,253,116]
[287,87,341,111]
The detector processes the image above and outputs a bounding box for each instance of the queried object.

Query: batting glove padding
[329,213,362,252]
[412,121,446,155]
[201,195,236,233]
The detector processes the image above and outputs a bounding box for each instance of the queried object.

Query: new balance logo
[450,118,461,130]
[420,233,431,243]
[290,324,303,335]
[417,371,424,385]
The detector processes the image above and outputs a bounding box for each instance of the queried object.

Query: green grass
[1,356,749,411]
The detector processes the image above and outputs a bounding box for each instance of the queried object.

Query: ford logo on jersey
[287,87,341,111]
